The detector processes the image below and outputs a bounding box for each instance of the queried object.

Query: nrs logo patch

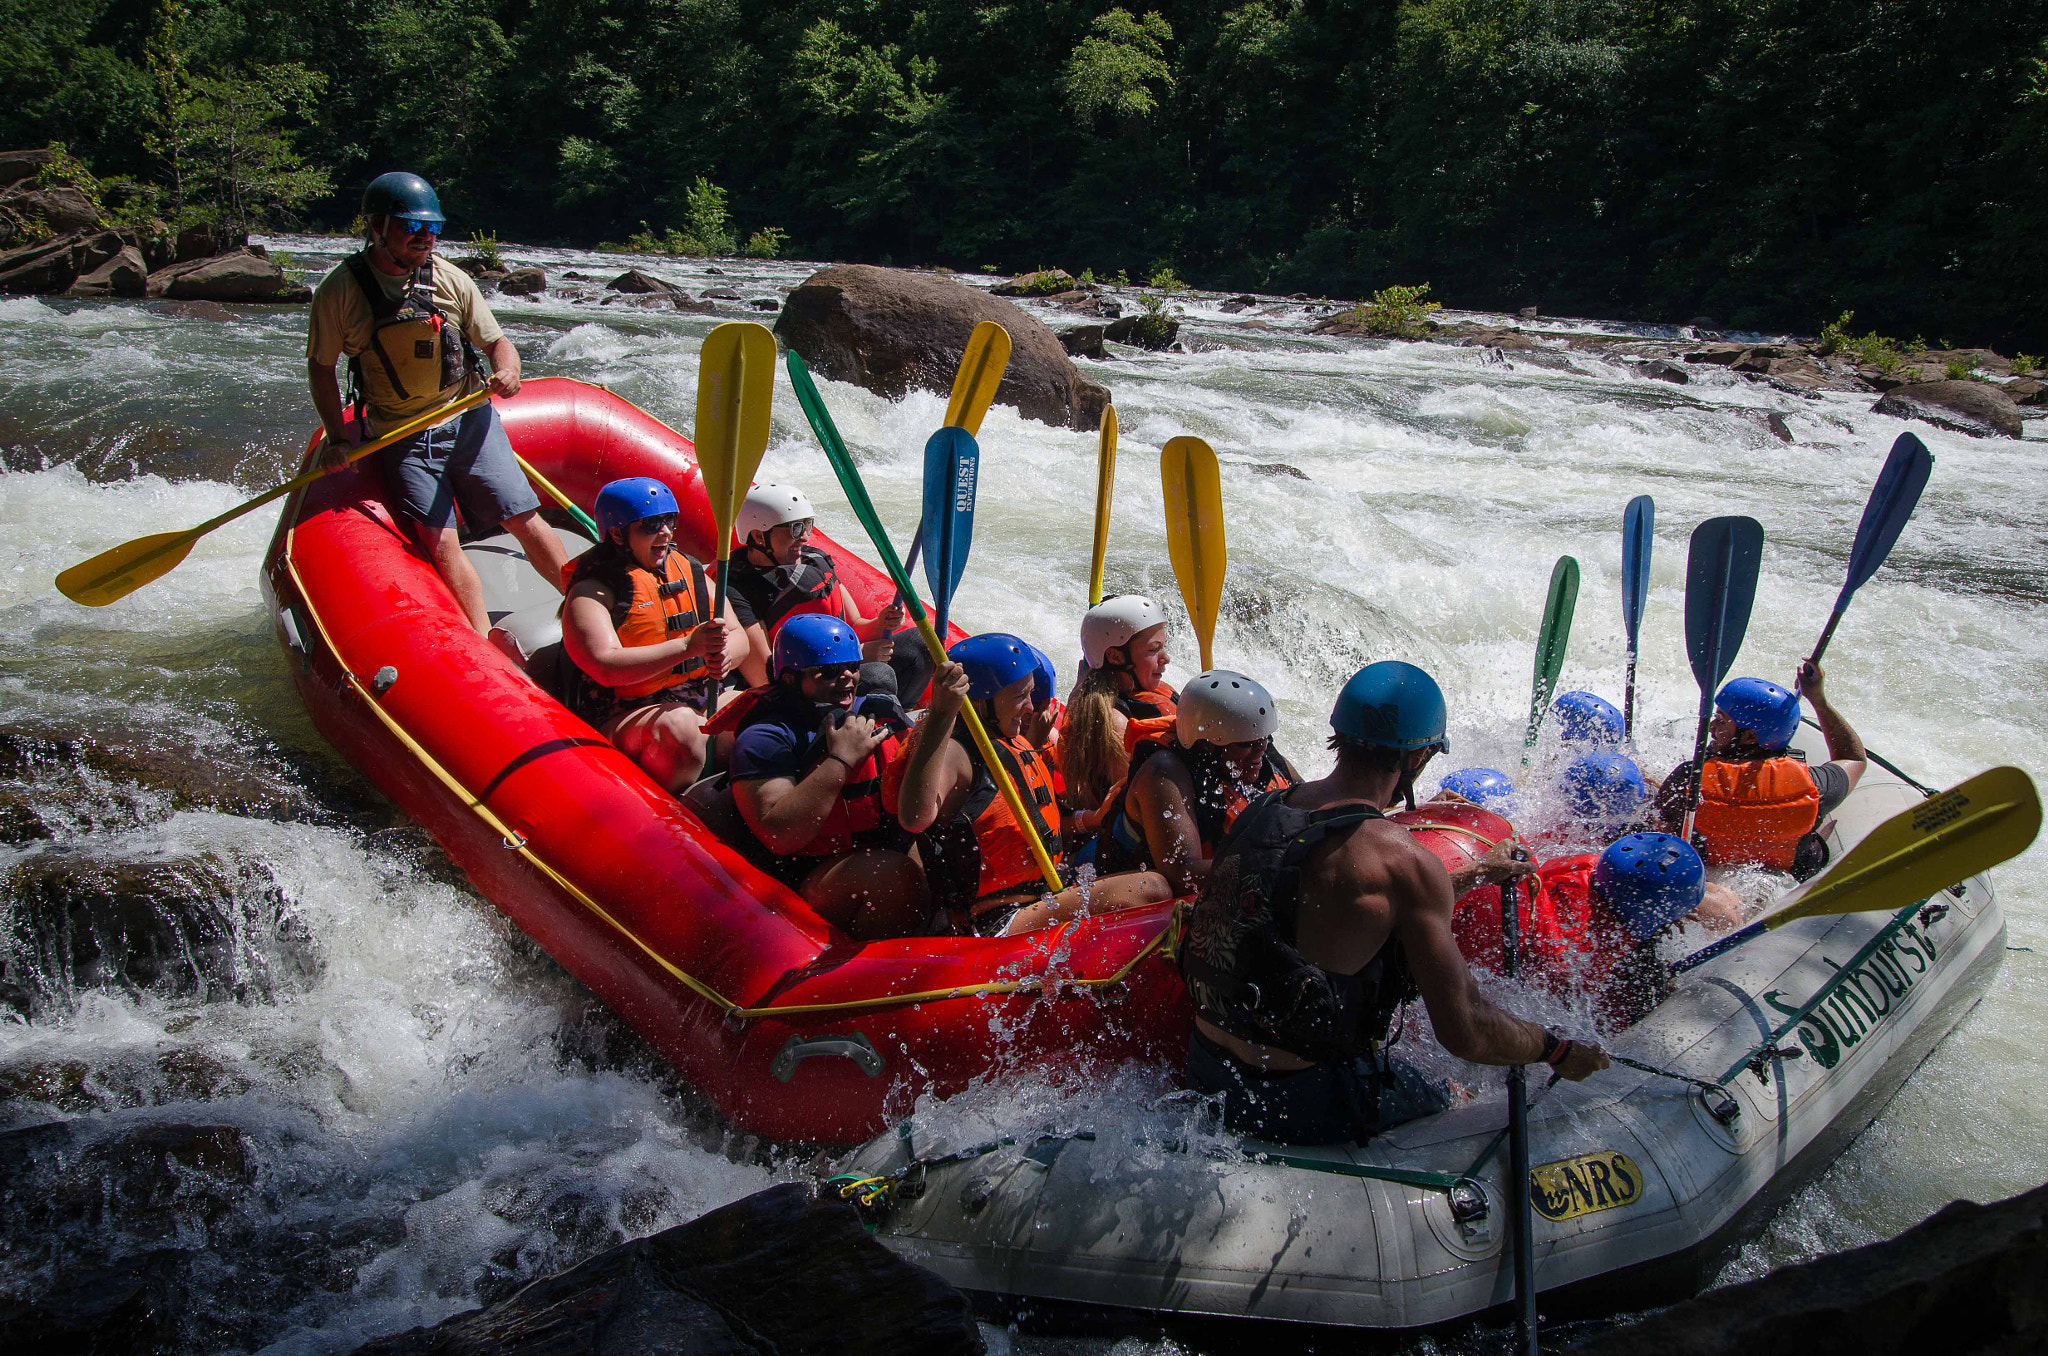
[1530,1151,1642,1221]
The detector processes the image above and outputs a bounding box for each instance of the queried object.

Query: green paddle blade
[1767,765,2040,928]
[786,350,926,623]
[1523,555,1581,756]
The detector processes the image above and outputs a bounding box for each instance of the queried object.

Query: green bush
[1127,292,1177,348]
[2012,353,2040,376]
[742,226,787,258]
[1815,311,1915,378]
[1145,264,1187,292]
[1341,282,1442,338]
[1944,358,1974,381]
[469,229,504,270]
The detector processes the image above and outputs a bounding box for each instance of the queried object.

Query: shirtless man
[1181,660,1609,1145]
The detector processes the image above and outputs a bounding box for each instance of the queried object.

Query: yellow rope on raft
[282,541,1174,1022]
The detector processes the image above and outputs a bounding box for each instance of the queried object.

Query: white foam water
[1,237,2041,1351]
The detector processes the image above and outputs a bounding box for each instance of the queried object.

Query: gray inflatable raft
[837,729,2006,1328]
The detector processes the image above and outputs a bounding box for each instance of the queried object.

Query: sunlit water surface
[2,237,2043,1353]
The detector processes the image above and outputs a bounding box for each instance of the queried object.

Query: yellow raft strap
[281,535,1172,1021]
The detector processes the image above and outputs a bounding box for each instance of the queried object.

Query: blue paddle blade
[1837,433,1933,609]
[920,426,980,633]
[1683,516,1764,696]
[1621,494,1654,645]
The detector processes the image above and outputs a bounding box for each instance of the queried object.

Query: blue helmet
[1561,752,1648,820]
[1438,767,1515,807]
[773,614,861,678]
[1594,833,1706,941]
[594,477,679,539]
[949,633,1039,701]
[1715,676,1802,750]
[1552,691,1625,744]
[1331,661,1448,751]
[1026,642,1057,707]
[361,171,445,225]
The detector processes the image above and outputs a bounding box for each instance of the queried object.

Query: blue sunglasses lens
[399,218,443,236]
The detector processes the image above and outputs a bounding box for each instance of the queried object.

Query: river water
[1,238,2042,1353]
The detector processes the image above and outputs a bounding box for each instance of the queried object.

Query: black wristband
[1539,1029,1567,1065]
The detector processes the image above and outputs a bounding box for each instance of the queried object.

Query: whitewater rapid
[1,236,2042,1353]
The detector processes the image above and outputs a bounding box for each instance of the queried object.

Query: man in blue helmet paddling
[1180,660,1608,1147]
[306,170,568,633]
[1654,660,1866,875]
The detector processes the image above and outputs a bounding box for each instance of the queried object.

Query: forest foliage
[5,0,2045,346]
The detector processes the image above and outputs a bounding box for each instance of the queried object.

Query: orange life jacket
[887,718,1065,905]
[560,546,712,704]
[715,686,895,858]
[1116,686,1180,757]
[1694,755,1820,871]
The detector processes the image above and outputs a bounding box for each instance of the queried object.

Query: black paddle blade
[1837,432,1933,610]
[1684,516,1765,696]
[1621,494,1654,645]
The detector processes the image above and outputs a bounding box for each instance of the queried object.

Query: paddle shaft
[1808,606,1847,669]
[514,452,599,538]
[1501,878,1539,1354]
[1623,649,1640,741]
[59,390,493,605]
[1678,693,1714,842]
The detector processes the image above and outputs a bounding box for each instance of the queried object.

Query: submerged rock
[1872,379,2022,439]
[1567,1178,2048,1355]
[349,1183,983,1356]
[777,264,1110,431]
[1636,359,1689,384]
[1059,323,1107,360]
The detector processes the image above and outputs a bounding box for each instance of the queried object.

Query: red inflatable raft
[260,378,1519,1143]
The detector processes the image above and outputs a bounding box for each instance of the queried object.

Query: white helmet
[1177,670,1279,747]
[1080,595,1166,669]
[736,483,814,542]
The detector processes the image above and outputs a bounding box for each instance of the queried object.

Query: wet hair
[1061,664,1128,812]
[1325,731,1409,777]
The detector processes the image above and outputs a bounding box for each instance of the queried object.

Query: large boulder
[606,268,677,294]
[1566,1178,2048,1356]
[1872,379,2022,439]
[777,264,1110,430]
[0,148,58,188]
[172,223,247,265]
[153,248,310,303]
[0,183,101,236]
[0,233,84,293]
[349,1183,982,1356]
[499,266,546,296]
[68,244,148,297]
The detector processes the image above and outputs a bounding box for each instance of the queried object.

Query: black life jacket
[1180,789,1419,1065]
[731,544,842,634]
[343,252,478,418]
[1094,740,1299,877]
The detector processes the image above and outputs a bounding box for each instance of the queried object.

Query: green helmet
[361,171,445,225]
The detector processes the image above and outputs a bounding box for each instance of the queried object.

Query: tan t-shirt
[307,251,505,432]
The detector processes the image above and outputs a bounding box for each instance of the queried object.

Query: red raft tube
[261,378,1513,1143]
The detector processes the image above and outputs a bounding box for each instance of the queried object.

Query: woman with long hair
[1060,596,1178,818]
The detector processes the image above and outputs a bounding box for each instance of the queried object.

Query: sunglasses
[783,518,815,539]
[630,513,678,533]
[802,662,860,681]
[394,218,444,236]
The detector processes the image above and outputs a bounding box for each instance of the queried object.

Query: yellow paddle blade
[694,322,778,558]
[56,529,202,607]
[1161,434,1226,671]
[944,321,1011,435]
[1766,765,2040,928]
[1089,404,1118,606]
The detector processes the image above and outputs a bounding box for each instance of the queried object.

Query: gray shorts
[379,403,539,533]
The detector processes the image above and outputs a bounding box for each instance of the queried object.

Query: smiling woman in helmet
[558,478,744,791]
[305,171,569,633]
[723,482,906,688]
[885,634,1172,937]
[1090,670,1300,896]
[1060,595,1177,817]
